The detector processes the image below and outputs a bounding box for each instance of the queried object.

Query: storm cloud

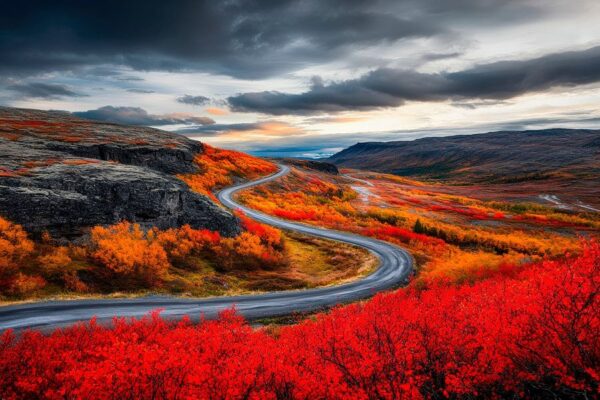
[73,106,215,126]
[7,82,86,99]
[177,122,265,136]
[126,88,155,94]
[228,45,600,115]
[176,95,210,106]
[0,0,557,79]
[1,0,599,158]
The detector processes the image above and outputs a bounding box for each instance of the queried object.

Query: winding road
[0,164,413,331]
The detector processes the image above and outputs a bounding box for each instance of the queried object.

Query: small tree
[413,218,426,234]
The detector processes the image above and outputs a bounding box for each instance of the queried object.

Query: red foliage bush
[362,225,446,247]
[1,241,598,399]
[428,204,490,220]
[179,144,278,200]
[273,208,318,221]
[237,212,282,248]
[215,213,286,271]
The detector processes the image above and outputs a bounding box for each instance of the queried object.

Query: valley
[0,109,379,304]
[2,1,600,397]
[329,128,600,209]
[239,163,599,288]
[0,108,597,398]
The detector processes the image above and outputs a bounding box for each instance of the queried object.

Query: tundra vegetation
[0,143,598,399]
[0,240,597,398]
[0,149,374,301]
[239,167,599,286]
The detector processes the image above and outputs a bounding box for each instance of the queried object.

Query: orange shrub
[89,219,286,285]
[0,212,286,296]
[216,232,262,270]
[215,231,285,271]
[90,222,169,287]
[154,225,221,261]
[0,217,34,282]
[37,246,72,275]
[237,212,282,248]
[418,249,529,286]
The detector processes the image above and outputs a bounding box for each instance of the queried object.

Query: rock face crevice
[45,141,203,174]
[0,107,240,239]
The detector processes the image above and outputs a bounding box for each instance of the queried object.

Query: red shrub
[238,212,282,248]
[0,241,598,399]
[362,225,445,247]
[273,208,317,221]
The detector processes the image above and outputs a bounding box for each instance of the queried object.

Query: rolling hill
[329,128,600,208]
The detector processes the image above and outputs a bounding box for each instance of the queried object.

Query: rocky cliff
[0,107,240,239]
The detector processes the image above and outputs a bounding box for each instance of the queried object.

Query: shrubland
[0,240,597,399]
[2,155,388,301]
[239,167,599,286]
[1,161,599,398]
[0,213,373,300]
[178,144,278,200]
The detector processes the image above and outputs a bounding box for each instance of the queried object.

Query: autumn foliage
[90,222,170,286]
[240,168,599,285]
[0,217,35,292]
[0,215,288,296]
[88,219,286,287]
[0,241,598,399]
[216,213,286,271]
[178,144,278,200]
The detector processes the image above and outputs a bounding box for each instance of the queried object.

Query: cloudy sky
[2,0,600,157]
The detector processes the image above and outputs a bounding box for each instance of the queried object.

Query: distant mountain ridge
[329,128,600,184]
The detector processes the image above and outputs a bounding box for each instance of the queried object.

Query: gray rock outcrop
[0,107,240,239]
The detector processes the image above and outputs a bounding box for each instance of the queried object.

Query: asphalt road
[0,164,413,331]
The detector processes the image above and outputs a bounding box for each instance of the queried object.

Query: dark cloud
[176,95,210,106]
[0,0,551,79]
[450,100,511,109]
[228,45,600,115]
[227,113,600,157]
[421,52,463,62]
[73,106,215,126]
[126,88,155,94]
[177,122,263,136]
[116,76,144,82]
[7,82,86,99]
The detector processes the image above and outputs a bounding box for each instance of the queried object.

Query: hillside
[0,107,239,239]
[274,158,339,175]
[0,107,380,301]
[329,129,600,207]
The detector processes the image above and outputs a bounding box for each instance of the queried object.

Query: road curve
[0,164,413,331]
